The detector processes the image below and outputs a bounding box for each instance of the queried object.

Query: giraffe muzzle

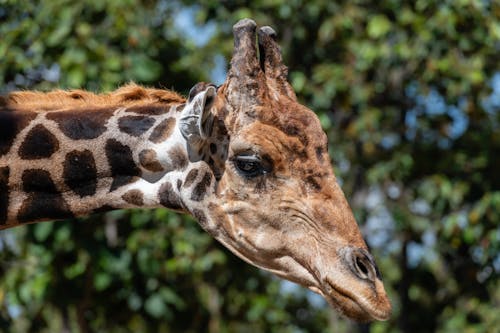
[317,246,392,322]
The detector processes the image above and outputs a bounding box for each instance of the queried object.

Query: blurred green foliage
[0,0,499,332]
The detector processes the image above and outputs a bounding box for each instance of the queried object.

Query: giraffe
[0,19,391,322]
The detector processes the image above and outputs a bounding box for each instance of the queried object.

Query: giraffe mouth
[318,278,391,322]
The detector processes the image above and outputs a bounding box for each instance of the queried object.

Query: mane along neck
[1,83,185,111]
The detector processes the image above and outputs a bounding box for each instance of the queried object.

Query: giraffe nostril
[353,253,374,281]
[342,247,380,282]
[355,256,369,276]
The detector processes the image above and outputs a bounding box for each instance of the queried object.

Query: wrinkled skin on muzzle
[184,19,392,322]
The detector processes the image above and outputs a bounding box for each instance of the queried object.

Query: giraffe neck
[0,88,222,229]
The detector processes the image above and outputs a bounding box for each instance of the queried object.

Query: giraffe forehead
[236,122,304,154]
[236,112,327,161]
[273,106,325,144]
[231,94,327,149]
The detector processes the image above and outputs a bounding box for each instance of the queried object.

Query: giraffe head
[178,19,391,322]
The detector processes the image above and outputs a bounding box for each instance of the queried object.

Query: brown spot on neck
[47,108,115,140]
[158,182,183,210]
[149,117,176,143]
[126,105,171,116]
[139,149,164,172]
[168,145,188,170]
[118,115,156,137]
[22,169,58,193]
[18,169,73,222]
[63,150,98,197]
[183,169,199,188]
[105,139,141,191]
[122,189,144,206]
[0,109,37,156]
[190,171,212,202]
[19,124,59,159]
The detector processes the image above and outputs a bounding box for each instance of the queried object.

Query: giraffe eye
[233,155,265,178]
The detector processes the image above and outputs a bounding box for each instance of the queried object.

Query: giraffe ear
[179,84,216,145]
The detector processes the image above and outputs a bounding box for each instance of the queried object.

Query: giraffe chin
[309,280,392,322]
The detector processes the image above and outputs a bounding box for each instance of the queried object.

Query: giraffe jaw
[207,221,392,322]
[276,254,392,322]
[259,255,392,322]
[198,194,392,322]
[318,278,392,322]
[267,250,392,322]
